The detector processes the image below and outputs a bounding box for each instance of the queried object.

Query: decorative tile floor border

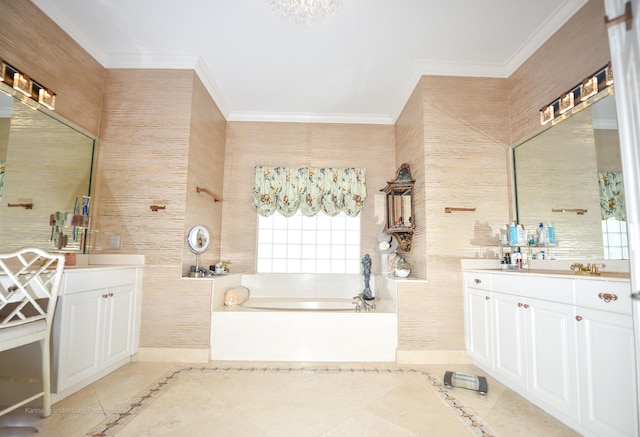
[86,366,497,437]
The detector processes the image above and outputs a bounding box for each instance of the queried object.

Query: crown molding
[227,110,394,125]
[503,0,589,76]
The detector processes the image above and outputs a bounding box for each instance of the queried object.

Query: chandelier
[270,0,342,25]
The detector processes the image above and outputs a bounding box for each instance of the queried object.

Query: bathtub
[241,297,357,311]
[210,274,398,362]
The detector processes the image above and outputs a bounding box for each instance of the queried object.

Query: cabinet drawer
[492,274,574,304]
[464,272,492,291]
[575,280,631,315]
[63,268,137,294]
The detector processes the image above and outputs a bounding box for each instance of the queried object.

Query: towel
[224,286,250,306]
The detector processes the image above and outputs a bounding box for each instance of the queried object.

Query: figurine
[361,254,373,300]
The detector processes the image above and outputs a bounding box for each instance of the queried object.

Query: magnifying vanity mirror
[513,89,626,260]
[187,225,210,277]
[381,163,415,252]
[0,83,96,254]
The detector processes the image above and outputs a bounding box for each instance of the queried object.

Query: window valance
[599,172,626,221]
[253,166,367,217]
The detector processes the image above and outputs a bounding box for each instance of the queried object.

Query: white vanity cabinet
[52,267,141,397]
[463,272,493,369]
[463,270,636,437]
[574,280,637,437]
[491,274,580,422]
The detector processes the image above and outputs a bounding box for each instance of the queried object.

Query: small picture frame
[443,370,488,394]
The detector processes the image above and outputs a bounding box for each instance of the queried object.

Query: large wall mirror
[513,89,627,260]
[0,85,96,253]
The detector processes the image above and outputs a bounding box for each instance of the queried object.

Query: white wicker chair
[0,248,65,418]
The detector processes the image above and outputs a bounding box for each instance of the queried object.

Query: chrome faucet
[353,293,376,312]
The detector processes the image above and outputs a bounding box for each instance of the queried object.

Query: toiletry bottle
[500,225,508,245]
[547,222,555,244]
[537,223,546,245]
[509,222,517,246]
[517,225,527,245]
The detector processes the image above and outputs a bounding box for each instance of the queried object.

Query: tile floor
[0,361,580,436]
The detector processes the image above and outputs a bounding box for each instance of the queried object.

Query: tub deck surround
[210,274,400,362]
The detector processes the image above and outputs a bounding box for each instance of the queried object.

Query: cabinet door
[56,289,104,392]
[492,292,527,390]
[577,307,638,437]
[526,298,579,421]
[103,284,135,368]
[466,287,493,369]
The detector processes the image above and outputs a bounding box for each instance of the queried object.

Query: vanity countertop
[464,268,630,281]
[63,253,145,271]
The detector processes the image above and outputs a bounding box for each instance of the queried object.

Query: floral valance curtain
[598,172,626,221]
[253,166,367,217]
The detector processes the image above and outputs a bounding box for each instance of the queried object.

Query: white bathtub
[241,297,357,311]
[210,274,398,362]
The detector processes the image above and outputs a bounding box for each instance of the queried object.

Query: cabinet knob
[518,302,523,307]
[523,304,529,309]
[474,278,481,284]
[576,315,583,321]
[598,292,618,303]
[102,294,108,299]
[485,295,490,300]
[109,292,114,297]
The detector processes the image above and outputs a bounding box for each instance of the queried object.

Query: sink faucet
[353,293,376,312]
[570,263,606,275]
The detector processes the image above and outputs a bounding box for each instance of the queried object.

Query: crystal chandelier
[270,0,342,25]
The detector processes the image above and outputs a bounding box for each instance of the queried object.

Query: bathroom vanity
[51,262,143,401]
[463,267,637,437]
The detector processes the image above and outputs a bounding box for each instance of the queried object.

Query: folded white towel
[224,286,250,306]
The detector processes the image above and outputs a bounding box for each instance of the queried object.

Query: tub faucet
[353,293,376,312]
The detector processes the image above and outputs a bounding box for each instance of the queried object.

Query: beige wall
[507,0,610,144]
[0,0,104,136]
[221,122,396,274]
[93,69,226,349]
[0,0,614,358]
[394,76,512,354]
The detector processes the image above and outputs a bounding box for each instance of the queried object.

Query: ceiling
[32,0,589,124]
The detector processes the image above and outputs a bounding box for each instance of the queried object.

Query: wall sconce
[0,57,56,110]
[539,63,613,125]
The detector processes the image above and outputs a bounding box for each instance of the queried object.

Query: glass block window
[257,211,361,273]
[602,218,629,260]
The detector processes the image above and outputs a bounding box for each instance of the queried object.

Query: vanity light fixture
[558,92,574,114]
[539,63,613,125]
[540,104,554,125]
[12,71,31,97]
[0,58,56,110]
[580,76,598,101]
[606,62,614,86]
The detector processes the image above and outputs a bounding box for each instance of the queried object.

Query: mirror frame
[512,86,619,259]
[0,81,98,254]
[380,163,415,252]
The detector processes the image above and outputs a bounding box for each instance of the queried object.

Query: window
[257,211,361,273]
[602,218,629,260]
